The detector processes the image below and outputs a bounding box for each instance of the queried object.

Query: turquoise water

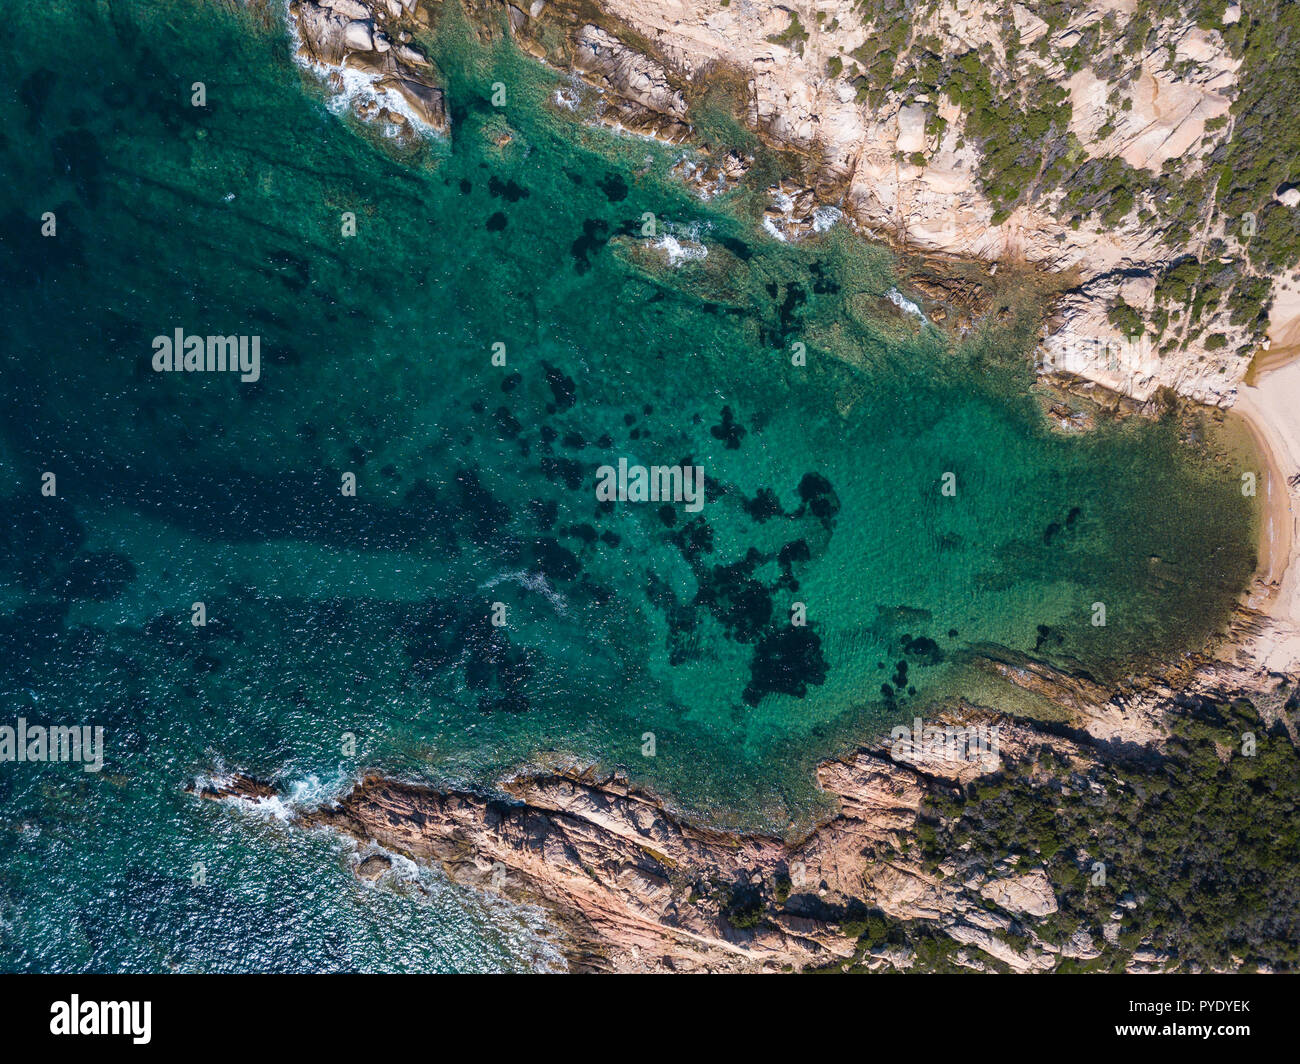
[0,0,1256,971]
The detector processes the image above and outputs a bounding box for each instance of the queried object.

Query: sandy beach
[1232,355,1300,672]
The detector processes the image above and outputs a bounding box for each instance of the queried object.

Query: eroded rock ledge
[199,736,1067,972]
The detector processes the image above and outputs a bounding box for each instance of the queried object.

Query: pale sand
[1262,269,1300,364]
[1232,355,1300,672]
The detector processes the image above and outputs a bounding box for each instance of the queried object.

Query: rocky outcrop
[188,725,1068,971]
[186,773,277,801]
[289,0,448,132]
[190,626,1294,973]
[980,869,1059,918]
[295,732,1065,972]
[355,853,393,880]
[277,1,1289,408]
[569,24,692,142]
[476,0,1277,408]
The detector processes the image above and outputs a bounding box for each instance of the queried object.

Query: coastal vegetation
[827,692,1300,973]
[833,0,1294,355]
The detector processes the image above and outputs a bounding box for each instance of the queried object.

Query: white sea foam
[673,156,730,201]
[888,287,927,321]
[191,769,291,820]
[283,11,442,136]
[654,220,710,266]
[191,764,359,822]
[482,570,569,614]
[655,235,708,265]
[812,205,842,232]
[284,769,355,809]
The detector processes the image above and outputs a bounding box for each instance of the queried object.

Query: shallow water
[0,0,1257,970]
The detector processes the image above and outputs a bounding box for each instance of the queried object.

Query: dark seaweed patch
[539,455,584,490]
[0,495,87,595]
[694,549,773,644]
[671,515,714,560]
[528,537,580,581]
[719,236,752,260]
[778,539,811,568]
[570,218,609,273]
[457,468,510,538]
[64,551,136,601]
[900,634,944,666]
[795,472,840,529]
[528,498,558,530]
[598,172,629,202]
[743,626,827,706]
[19,68,56,131]
[760,281,807,346]
[488,176,530,202]
[744,488,785,522]
[709,405,747,450]
[265,249,311,292]
[542,363,576,408]
[405,601,534,713]
[494,406,522,437]
[808,260,840,295]
[0,603,66,665]
[462,619,533,714]
[1034,624,1066,652]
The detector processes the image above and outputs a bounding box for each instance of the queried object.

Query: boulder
[343,18,375,52]
[296,2,353,65]
[573,24,688,119]
[980,869,1059,917]
[356,854,392,881]
[380,74,448,131]
[897,103,928,154]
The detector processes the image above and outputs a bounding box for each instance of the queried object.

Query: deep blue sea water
[0,0,1257,970]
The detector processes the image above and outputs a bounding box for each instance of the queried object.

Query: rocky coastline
[193,619,1298,973]
[231,0,1300,971]
[281,0,1300,663]
[285,1,1298,393]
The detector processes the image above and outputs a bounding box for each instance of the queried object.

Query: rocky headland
[194,618,1300,973]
